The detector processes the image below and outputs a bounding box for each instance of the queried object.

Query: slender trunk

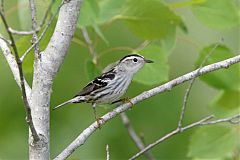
[28,0,82,159]
[29,60,51,159]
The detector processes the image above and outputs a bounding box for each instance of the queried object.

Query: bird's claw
[112,98,134,107]
[122,97,134,107]
[96,117,104,129]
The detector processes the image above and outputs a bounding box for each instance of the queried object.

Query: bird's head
[118,54,153,74]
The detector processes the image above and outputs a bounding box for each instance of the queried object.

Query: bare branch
[200,114,240,126]
[178,41,221,129]
[0,35,31,95]
[130,114,240,160]
[120,113,155,160]
[8,27,38,35]
[0,0,4,13]
[54,55,240,160]
[39,0,55,28]
[0,35,11,45]
[0,10,39,142]
[20,1,64,61]
[135,40,151,51]
[180,115,215,131]
[8,0,54,36]
[29,0,41,58]
[106,144,110,160]
[28,0,83,159]
[81,27,98,64]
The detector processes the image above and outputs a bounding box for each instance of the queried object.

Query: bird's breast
[94,75,132,104]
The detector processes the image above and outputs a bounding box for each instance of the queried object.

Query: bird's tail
[53,96,85,111]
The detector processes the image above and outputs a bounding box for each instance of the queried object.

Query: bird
[53,54,153,124]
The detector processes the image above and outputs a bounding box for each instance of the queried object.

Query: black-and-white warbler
[53,54,153,122]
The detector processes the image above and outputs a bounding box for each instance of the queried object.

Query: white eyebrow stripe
[123,56,143,61]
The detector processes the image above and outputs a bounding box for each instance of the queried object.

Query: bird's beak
[144,59,154,63]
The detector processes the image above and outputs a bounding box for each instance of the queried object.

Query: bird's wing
[74,71,115,97]
[74,82,97,97]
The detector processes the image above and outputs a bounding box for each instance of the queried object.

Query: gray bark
[29,0,82,159]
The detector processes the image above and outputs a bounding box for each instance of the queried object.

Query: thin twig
[0,35,11,45]
[20,1,64,61]
[178,40,222,129]
[129,116,214,160]
[81,27,98,64]
[39,0,55,28]
[131,39,225,159]
[8,27,37,35]
[130,114,240,160]
[0,10,39,142]
[0,0,4,13]
[135,40,151,51]
[54,55,240,160]
[120,113,155,160]
[8,0,55,36]
[0,34,31,95]
[29,0,41,58]
[106,144,110,160]
[139,133,146,146]
[200,114,240,126]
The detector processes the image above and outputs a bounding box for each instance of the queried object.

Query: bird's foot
[96,117,104,129]
[112,98,134,107]
[122,97,134,107]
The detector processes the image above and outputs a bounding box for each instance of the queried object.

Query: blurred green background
[0,0,239,159]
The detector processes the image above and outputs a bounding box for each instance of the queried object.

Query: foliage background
[0,0,239,159]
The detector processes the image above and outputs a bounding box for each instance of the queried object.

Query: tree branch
[178,41,221,129]
[130,114,240,159]
[28,0,83,159]
[0,35,31,96]
[106,144,110,160]
[39,0,55,28]
[8,27,38,36]
[20,1,63,62]
[120,113,155,160]
[29,0,41,59]
[54,54,240,160]
[0,10,39,142]
[1,0,4,14]
[81,27,98,64]
[7,0,55,36]
[0,34,11,45]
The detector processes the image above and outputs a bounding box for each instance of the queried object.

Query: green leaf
[119,0,184,40]
[195,44,240,91]
[155,28,176,54]
[133,44,169,85]
[85,60,101,81]
[77,0,99,27]
[188,125,238,158]
[97,0,125,24]
[191,0,239,29]
[210,90,240,117]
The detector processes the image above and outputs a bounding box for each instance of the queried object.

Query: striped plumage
[53,54,153,110]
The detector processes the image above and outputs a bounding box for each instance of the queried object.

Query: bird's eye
[133,58,138,63]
